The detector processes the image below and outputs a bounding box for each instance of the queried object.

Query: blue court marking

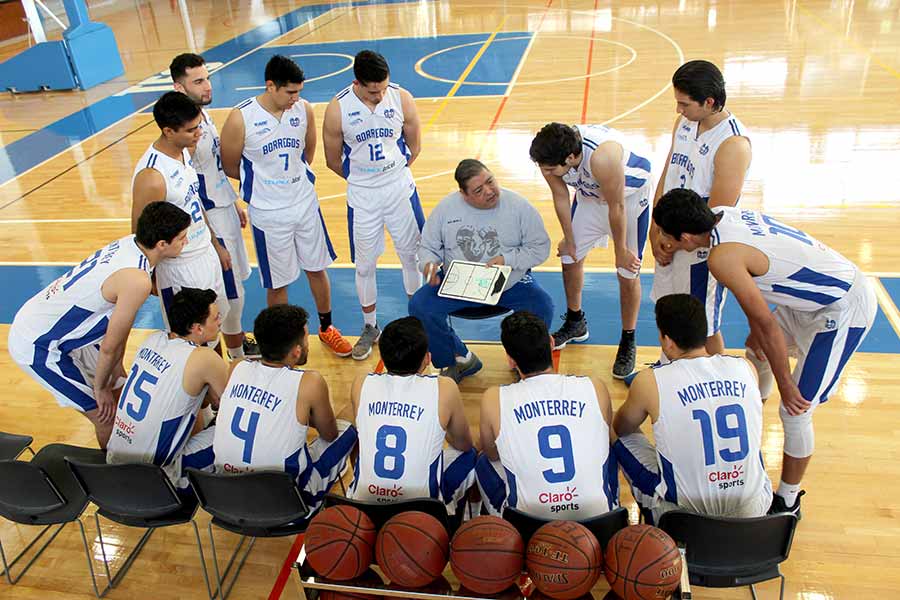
[0,0,432,188]
[3,265,899,353]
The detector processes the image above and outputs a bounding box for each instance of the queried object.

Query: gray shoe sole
[553,331,590,350]
[352,329,380,361]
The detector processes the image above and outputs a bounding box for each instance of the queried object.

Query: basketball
[525,520,603,600]
[375,511,449,587]
[450,515,525,594]
[304,506,377,580]
[604,525,682,600]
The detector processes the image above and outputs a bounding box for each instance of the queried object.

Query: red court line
[268,533,305,600]
[580,0,601,124]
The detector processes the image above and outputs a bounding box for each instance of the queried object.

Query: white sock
[776,480,801,505]
[363,310,377,327]
[200,405,215,428]
[227,345,244,360]
[457,351,472,364]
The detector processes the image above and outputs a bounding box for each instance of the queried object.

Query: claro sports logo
[708,463,745,490]
[538,486,579,513]
[368,483,404,502]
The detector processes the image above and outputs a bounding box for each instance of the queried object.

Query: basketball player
[213,304,357,511]
[653,189,878,516]
[107,288,229,489]
[8,202,191,448]
[219,55,351,358]
[322,50,424,360]
[613,294,772,523]
[131,91,230,333]
[529,122,653,379]
[476,311,618,519]
[348,317,476,515]
[170,53,258,360]
[648,60,752,357]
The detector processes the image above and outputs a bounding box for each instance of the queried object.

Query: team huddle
[8,51,876,528]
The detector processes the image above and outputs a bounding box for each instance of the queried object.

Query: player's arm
[94,270,152,423]
[707,136,751,208]
[200,206,231,270]
[612,369,655,436]
[708,246,811,416]
[592,141,639,274]
[439,376,474,452]
[479,386,501,461]
[592,377,615,443]
[322,98,345,179]
[300,370,339,442]
[542,171,576,260]
[131,169,167,232]
[192,348,229,410]
[399,88,421,167]
[649,117,680,266]
[218,108,245,180]
[303,100,317,165]
[349,373,365,426]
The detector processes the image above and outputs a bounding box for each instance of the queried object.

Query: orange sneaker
[319,325,352,357]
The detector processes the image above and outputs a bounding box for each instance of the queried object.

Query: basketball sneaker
[440,352,483,383]
[352,324,381,361]
[612,334,637,379]
[768,490,805,520]
[242,334,261,359]
[319,325,352,357]
[552,314,589,349]
[623,360,662,387]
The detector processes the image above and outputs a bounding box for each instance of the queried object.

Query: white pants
[156,246,229,331]
[347,169,423,267]
[206,203,252,299]
[651,248,727,337]
[8,334,99,412]
[298,420,358,512]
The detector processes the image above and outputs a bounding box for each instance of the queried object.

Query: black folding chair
[66,460,214,598]
[187,468,311,600]
[0,431,34,460]
[0,444,104,586]
[502,505,630,549]
[658,510,798,600]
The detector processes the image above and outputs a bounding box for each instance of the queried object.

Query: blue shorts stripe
[318,208,338,261]
[787,267,851,292]
[797,329,837,402]
[284,447,303,479]
[30,306,99,411]
[659,452,678,504]
[251,225,274,289]
[635,206,649,260]
[504,467,518,508]
[154,416,183,467]
[625,175,647,188]
[347,205,356,263]
[570,198,578,220]
[165,415,196,467]
[689,261,711,303]
[429,455,441,499]
[313,424,358,477]
[182,443,215,472]
[603,450,619,509]
[818,326,866,403]
[217,237,239,299]
[409,187,426,232]
[613,439,660,496]
[197,174,214,210]
[475,454,506,512]
[160,286,176,318]
[441,448,476,504]
[711,283,725,333]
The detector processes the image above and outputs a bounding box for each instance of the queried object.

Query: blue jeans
[408,272,554,368]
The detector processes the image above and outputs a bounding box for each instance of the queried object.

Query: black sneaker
[242,335,261,359]
[552,315,589,349]
[769,490,805,520]
[612,335,637,379]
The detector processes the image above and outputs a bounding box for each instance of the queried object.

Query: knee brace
[355,261,378,307]
[745,347,774,399]
[398,251,421,296]
[221,294,244,336]
[779,402,815,458]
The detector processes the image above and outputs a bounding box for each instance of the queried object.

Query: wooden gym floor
[1,0,900,598]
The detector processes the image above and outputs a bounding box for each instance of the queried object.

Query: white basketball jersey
[236,97,316,211]
[132,144,209,261]
[214,361,309,479]
[664,114,751,200]
[336,83,410,188]
[496,374,617,519]
[107,332,205,482]
[350,374,445,503]
[652,355,768,516]
[712,207,858,311]
[561,124,652,204]
[195,109,238,210]
[11,235,151,349]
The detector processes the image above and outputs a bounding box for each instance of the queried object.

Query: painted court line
[872,276,900,341]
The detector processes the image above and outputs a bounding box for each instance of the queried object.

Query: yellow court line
[871,276,900,342]
[423,17,509,130]
[796,1,900,82]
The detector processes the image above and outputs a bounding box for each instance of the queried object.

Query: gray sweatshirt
[417,188,551,290]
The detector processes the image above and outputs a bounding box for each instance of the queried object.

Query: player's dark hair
[254,304,308,362]
[353,50,390,85]
[135,201,192,247]
[454,158,489,192]
[672,60,726,111]
[168,288,218,336]
[655,294,708,351]
[153,91,201,131]
[529,122,581,166]
[379,317,429,375]
[265,54,305,88]
[169,53,206,83]
[501,311,552,375]
[652,188,718,240]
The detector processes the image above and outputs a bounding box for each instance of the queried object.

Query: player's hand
[745,334,766,361]
[486,255,505,267]
[423,262,442,286]
[94,387,117,424]
[236,205,248,228]
[615,249,641,274]
[779,382,812,416]
[557,238,577,261]
[651,236,674,266]
[215,244,233,271]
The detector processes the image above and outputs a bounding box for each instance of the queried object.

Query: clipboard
[437,260,511,305]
